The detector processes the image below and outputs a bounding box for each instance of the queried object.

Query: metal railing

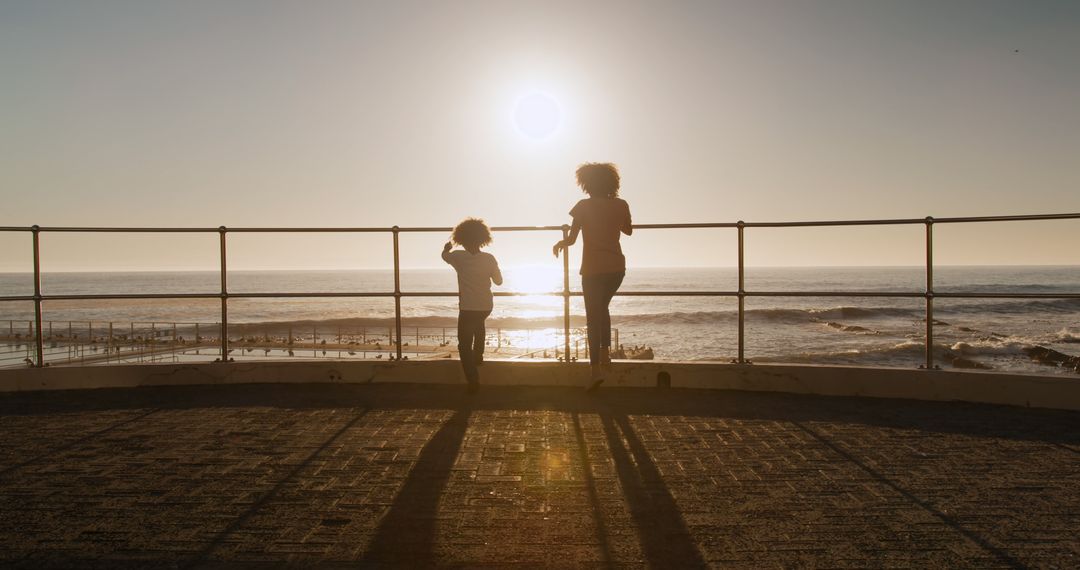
[2,212,1079,370]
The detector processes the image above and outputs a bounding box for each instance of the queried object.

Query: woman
[553,162,632,391]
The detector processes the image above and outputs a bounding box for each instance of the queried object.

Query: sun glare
[503,264,562,294]
[513,92,562,139]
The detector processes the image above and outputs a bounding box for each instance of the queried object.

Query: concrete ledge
[2,360,1080,411]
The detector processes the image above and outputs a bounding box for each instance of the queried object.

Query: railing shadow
[184,408,370,568]
[793,421,1024,568]
[599,409,706,568]
[0,408,159,480]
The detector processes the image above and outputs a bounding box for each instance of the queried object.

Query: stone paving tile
[0,383,1078,568]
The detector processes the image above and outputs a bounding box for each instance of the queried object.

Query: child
[552,163,632,391]
[442,218,503,392]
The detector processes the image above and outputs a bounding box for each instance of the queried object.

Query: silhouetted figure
[553,162,632,391]
[443,218,503,393]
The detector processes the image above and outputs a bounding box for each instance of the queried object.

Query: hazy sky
[1,0,1078,271]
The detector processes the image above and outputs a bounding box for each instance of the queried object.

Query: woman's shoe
[600,347,613,372]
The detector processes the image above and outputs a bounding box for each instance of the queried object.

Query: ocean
[1,266,1078,374]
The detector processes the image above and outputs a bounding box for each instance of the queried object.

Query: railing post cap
[218,225,227,232]
[392,225,400,231]
[31,224,40,231]
[561,224,570,231]
[925,216,934,223]
[736,220,745,227]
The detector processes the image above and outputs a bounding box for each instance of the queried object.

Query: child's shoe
[586,366,605,393]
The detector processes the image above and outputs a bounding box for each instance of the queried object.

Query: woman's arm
[552,218,582,257]
[491,259,503,286]
[621,203,633,236]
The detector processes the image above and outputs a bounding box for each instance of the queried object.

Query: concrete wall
[3,360,1080,411]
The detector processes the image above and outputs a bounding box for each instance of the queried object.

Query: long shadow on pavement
[600,410,706,568]
[362,404,472,566]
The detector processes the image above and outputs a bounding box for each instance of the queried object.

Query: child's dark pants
[458,310,490,383]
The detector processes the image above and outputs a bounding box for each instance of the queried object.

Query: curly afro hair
[575,162,620,198]
[451,218,493,249]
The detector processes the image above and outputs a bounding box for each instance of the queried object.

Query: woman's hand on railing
[552,239,565,258]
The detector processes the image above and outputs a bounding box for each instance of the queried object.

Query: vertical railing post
[924,217,935,369]
[392,226,403,361]
[219,226,229,360]
[561,225,571,363]
[31,225,44,367]
[736,221,746,364]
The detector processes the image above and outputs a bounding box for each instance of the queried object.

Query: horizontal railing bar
[933,292,1080,299]
[0,296,35,302]
[14,213,1078,235]
[395,226,567,233]
[621,223,739,229]
[743,219,927,228]
[32,227,223,233]
[931,213,1080,224]
[222,227,395,233]
[615,291,739,296]
[32,293,223,300]
[742,213,1080,227]
[229,292,394,298]
[749,291,926,298]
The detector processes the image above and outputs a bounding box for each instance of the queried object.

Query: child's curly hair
[451,218,493,249]
[575,162,620,198]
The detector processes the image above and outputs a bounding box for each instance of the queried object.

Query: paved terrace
[1,383,1079,568]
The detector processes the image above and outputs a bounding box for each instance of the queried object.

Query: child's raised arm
[491,258,503,286]
[441,241,454,264]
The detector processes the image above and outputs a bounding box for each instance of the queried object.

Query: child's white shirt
[442,250,502,311]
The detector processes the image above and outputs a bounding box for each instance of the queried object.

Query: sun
[513,92,562,139]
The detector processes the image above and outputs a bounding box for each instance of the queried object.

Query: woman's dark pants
[582,272,625,367]
[458,310,490,383]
